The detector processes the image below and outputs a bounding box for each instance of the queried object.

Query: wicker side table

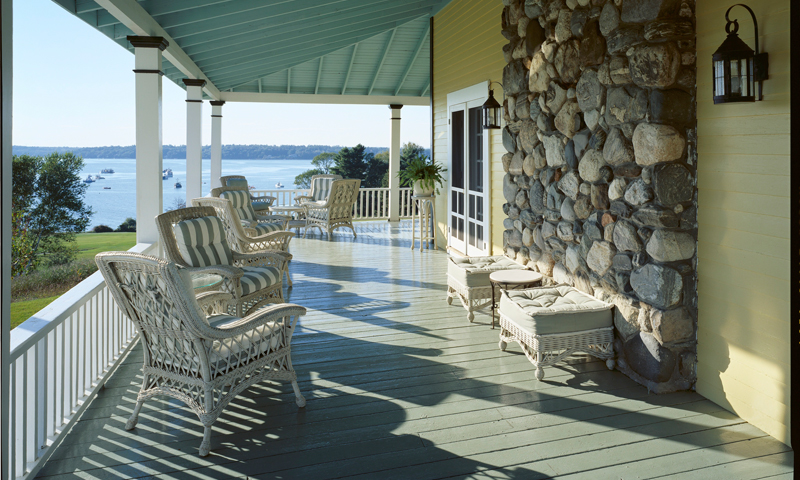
[411,195,436,251]
[489,269,543,329]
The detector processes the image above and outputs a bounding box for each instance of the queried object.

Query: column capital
[210,100,226,106]
[182,78,207,88]
[389,104,404,110]
[127,36,169,51]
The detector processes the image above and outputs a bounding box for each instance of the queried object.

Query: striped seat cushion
[220,189,257,222]
[250,222,283,236]
[226,179,248,189]
[239,266,282,296]
[173,216,234,267]
[313,178,334,201]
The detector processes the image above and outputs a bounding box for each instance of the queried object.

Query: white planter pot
[413,180,434,197]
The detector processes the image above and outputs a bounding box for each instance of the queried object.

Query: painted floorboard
[36,221,793,479]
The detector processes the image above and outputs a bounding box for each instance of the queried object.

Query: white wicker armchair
[302,178,361,240]
[294,174,342,205]
[156,206,288,316]
[95,252,306,457]
[192,196,295,287]
[220,175,276,212]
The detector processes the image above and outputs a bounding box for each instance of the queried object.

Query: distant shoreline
[12,144,429,160]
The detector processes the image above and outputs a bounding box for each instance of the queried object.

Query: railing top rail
[8,242,155,359]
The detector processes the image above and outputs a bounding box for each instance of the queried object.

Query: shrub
[92,224,114,233]
[116,217,136,232]
[11,258,98,301]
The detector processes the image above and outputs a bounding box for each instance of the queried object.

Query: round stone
[633,123,686,166]
[578,149,606,183]
[653,163,693,206]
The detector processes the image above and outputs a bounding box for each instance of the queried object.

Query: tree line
[12,144,428,160]
[295,142,429,189]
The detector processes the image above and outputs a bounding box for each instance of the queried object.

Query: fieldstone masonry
[499,0,697,393]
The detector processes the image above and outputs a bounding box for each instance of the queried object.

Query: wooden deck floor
[37,221,794,479]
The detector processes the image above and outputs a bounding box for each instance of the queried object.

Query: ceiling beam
[96,0,238,27]
[220,92,430,106]
[394,24,429,96]
[368,28,396,96]
[341,43,358,95]
[287,68,291,94]
[315,57,324,95]
[420,81,430,97]
[94,0,221,99]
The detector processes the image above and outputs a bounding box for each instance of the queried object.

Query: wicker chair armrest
[251,194,276,202]
[249,230,295,243]
[254,213,290,223]
[203,303,307,339]
[232,251,289,270]
[294,195,314,203]
[185,265,244,281]
[195,292,233,316]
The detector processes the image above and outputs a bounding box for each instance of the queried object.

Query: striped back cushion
[173,216,234,267]
[313,177,334,201]
[227,178,248,190]
[219,190,256,222]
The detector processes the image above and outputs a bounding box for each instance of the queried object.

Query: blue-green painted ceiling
[52,0,449,99]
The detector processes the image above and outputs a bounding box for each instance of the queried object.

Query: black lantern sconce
[712,4,768,104]
[482,81,504,129]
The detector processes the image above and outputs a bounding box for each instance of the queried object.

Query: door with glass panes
[448,98,490,256]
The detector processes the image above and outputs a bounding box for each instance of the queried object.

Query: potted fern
[397,155,447,197]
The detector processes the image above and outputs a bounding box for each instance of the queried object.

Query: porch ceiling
[52,0,448,103]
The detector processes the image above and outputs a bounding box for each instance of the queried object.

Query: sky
[12,0,432,149]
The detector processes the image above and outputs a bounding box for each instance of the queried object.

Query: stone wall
[499,0,697,392]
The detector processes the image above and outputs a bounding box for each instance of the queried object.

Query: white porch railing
[5,242,156,480]
[251,187,417,220]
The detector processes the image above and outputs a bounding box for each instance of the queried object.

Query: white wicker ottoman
[446,255,526,322]
[498,285,615,380]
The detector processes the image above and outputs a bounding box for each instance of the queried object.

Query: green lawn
[10,295,60,329]
[10,232,137,329]
[75,232,137,260]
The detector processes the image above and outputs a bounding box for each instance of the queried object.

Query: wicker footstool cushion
[498,285,615,380]
[446,255,525,322]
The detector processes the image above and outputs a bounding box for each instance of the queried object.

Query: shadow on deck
[36,221,794,479]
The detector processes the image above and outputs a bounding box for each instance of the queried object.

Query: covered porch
[33,223,793,479]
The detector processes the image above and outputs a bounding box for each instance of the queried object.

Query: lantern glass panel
[731,59,742,95]
[714,60,726,96]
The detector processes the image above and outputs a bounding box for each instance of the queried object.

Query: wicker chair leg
[125,400,145,430]
[292,379,306,408]
[535,352,545,381]
[199,426,213,457]
[606,359,616,370]
[499,339,507,351]
[446,287,454,305]
[284,266,293,288]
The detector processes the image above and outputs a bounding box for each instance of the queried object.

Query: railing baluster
[37,338,45,459]
[11,361,16,479]
[22,352,28,475]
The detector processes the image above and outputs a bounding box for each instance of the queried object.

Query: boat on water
[275,182,284,188]
[174,180,182,189]
[95,175,105,180]
[100,168,115,174]
[103,186,111,189]
[163,168,173,179]
[83,175,95,183]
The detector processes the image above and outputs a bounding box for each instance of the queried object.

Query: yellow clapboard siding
[699,257,790,305]
[696,241,788,281]
[696,153,789,175]
[696,134,790,156]
[432,0,506,252]
[697,363,790,444]
[697,282,790,342]
[697,330,789,390]
[696,169,789,197]
[696,0,790,447]
[697,206,790,239]
[696,223,789,259]
[699,188,790,220]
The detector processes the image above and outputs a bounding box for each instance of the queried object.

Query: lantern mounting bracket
[725,3,769,99]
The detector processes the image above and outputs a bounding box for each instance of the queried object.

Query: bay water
[79,158,313,229]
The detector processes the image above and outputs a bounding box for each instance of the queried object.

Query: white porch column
[388,104,402,222]
[129,36,168,245]
[210,100,225,189]
[183,79,205,204]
